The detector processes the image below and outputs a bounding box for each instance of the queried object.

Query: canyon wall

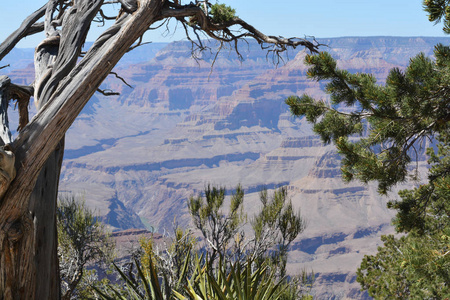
[4,36,449,299]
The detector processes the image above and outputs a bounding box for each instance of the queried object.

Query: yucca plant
[93,254,191,300]
[173,255,290,300]
[93,251,311,300]
[92,185,313,300]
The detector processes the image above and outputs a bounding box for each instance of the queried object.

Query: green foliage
[96,257,172,300]
[389,132,450,234]
[138,225,196,298]
[94,226,195,300]
[286,45,450,228]
[174,255,296,300]
[286,50,450,194]
[57,194,115,300]
[95,253,312,300]
[188,184,246,265]
[286,5,450,297]
[357,232,450,299]
[424,0,450,33]
[95,185,312,299]
[357,132,450,298]
[251,187,306,277]
[189,185,305,279]
[210,3,236,23]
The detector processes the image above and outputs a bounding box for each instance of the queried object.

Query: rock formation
[4,36,448,298]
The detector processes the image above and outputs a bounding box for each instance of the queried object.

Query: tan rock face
[4,37,448,299]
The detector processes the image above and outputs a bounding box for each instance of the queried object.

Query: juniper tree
[0,1,319,298]
[188,184,246,266]
[57,195,115,300]
[285,0,450,297]
[188,185,305,278]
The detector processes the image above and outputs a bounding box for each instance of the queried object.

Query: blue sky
[0,0,448,48]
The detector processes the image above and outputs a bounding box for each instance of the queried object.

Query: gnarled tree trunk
[0,0,319,298]
[0,1,165,297]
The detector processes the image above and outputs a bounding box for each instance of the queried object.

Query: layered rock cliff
[4,36,448,299]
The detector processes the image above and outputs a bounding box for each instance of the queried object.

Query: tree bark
[28,141,64,300]
[0,1,319,298]
[0,0,165,298]
[28,30,64,300]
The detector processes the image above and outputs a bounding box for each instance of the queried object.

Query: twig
[109,72,132,88]
[96,88,120,96]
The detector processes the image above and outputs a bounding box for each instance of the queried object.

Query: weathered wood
[0,5,46,61]
[0,78,33,132]
[28,5,65,298]
[118,0,138,13]
[0,77,13,145]
[0,0,164,297]
[0,77,17,203]
[28,140,64,300]
[40,0,105,103]
[0,1,320,298]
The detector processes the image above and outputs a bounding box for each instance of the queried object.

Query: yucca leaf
[176,249,192,289]
[92,286,118,300]
[112,263,143,297]
[245,260,251,299]
[134,258,153,298]
[172,289,188,300]
[142,257,165,300]
[207,271,229,300]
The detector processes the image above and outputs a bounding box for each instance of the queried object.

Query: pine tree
[285,1,450,297]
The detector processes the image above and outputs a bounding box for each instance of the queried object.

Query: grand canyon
[2,36,447,299]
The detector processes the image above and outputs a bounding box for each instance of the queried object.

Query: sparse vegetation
[0,0,318,296]
[57,195,115,300]
[92,186,313,299]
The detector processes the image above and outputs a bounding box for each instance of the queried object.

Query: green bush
[210,3,236,23]
[93,186,313,299]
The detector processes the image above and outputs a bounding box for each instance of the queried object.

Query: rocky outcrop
[5,37,448,299]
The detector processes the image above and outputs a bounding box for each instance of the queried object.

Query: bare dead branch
[209,41,223,79]
[99,9,117,20]
[118,0,138,13]
[148,18,170,31]
[26,22,45,36]
[158,4,321,65]
[9,84,33,132]
[97,88,120,96]
[39,0,104,105]
[109,72,133,88]
[0,5,46,61]
[180,22,207,66]
[127,36,152,52]
[0,76,33,136]
[0,76,13,145]
[44,0,61,37]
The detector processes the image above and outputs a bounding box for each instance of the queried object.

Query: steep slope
[4,37,448,298]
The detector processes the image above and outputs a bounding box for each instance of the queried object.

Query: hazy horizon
[1,0,448,49]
